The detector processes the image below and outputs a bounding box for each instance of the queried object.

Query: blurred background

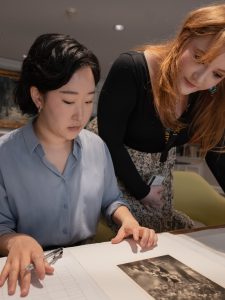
[0,0,224,78]
[0,0,224,190]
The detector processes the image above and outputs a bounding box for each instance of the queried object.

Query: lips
[68,125,81,131]
[69,124,81,128]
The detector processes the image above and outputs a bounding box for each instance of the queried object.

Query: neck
[175,95,189,118]
[33,118,72,150]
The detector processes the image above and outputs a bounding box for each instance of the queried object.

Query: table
[1,227,225,299]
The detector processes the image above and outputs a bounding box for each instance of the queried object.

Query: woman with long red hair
[87,4,225,232]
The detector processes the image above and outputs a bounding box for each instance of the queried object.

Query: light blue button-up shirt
[0,121,128,247]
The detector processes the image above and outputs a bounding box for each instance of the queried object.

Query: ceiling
[0,0,224,79]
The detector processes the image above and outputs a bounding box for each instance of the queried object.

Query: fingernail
[8,289,14,296]
[21,289,28,297]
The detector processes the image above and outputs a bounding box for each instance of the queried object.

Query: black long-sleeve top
[97,51,225,199]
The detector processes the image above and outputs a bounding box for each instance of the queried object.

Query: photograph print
[118,255,225,300]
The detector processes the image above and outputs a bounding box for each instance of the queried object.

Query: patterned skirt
[86,118,194,233]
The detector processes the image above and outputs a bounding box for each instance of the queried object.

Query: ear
[30,86,44,110]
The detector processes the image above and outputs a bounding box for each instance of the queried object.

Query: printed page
[118,254,225,299]
[0,248,109,300]
[70,232,225,299]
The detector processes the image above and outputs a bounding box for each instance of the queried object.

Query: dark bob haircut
[15,33,100,116]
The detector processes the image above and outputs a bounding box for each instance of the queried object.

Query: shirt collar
[23,118,82,157]
[22,118,40,154]
[22,119,83,158]
[72,133,82,159]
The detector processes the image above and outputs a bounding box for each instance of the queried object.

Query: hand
[111,219,158,249]
[0,234,54,297]
[140,185,164,209]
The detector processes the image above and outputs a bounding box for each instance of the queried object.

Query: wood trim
[170,224,225,235]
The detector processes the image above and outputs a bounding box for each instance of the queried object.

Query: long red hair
[138,4,225,156]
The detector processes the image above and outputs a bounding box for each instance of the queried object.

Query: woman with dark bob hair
[0,33,157,297]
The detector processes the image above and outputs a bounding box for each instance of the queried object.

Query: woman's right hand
[140,185,164,209]
[0,234,54,297]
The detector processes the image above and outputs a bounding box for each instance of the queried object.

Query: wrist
[0,233,17,255]
[1,233,29,254]
[113,206,139,227]
[121,215,139,227]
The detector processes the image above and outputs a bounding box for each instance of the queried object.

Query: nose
[72,103,84,122]
[191,65,209,87]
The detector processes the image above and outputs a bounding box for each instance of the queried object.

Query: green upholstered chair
[94,171,225,242]
[173,170,225,226]
[93,216,115,243]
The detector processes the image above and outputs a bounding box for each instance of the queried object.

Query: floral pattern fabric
[86,117,194,233]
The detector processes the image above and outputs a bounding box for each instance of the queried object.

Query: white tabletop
[1,228,225,300]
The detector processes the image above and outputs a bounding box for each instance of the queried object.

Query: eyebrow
[60,90,95,95]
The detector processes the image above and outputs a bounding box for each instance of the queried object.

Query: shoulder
[113,51,145,68]
[107,51,147,84]
[79,129,105,148]
[0,128,22,151]
[0,128,25,167]
[78,129,110,163]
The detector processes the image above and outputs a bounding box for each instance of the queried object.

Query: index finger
[131,227,140,242]
[111,228,126,244]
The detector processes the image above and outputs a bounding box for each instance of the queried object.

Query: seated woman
[0,33,157,297]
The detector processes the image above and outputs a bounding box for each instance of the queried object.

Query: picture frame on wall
[0,68,29,129]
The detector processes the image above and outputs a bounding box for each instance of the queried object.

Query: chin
[179,86,194,96]
[69,132,80,140]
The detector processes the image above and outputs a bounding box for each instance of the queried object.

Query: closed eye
[193,53,201,60]
[213,72,223,79]
[63,100,74,105]
[85,100,93,104]
[192,48,204,63]
[193,54,205,65]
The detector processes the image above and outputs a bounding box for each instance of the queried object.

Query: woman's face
[37,66,95,142]
[177,36,225,95]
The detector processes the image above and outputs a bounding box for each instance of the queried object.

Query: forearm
[112,205,139,226]
[98,54,149,200]
[109,146,150,199]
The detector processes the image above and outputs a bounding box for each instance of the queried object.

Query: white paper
[1,229,225,300]
[0,248,109,300]
[71,231,225,299]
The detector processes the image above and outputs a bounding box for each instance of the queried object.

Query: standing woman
[87,4,225,232]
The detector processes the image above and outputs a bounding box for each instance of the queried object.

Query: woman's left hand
[111,219,157,249]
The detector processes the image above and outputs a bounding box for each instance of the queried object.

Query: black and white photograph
[118,255,225,300]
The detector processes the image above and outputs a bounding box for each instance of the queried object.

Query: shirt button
[63,228,68,234]
[64,204,68,209]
